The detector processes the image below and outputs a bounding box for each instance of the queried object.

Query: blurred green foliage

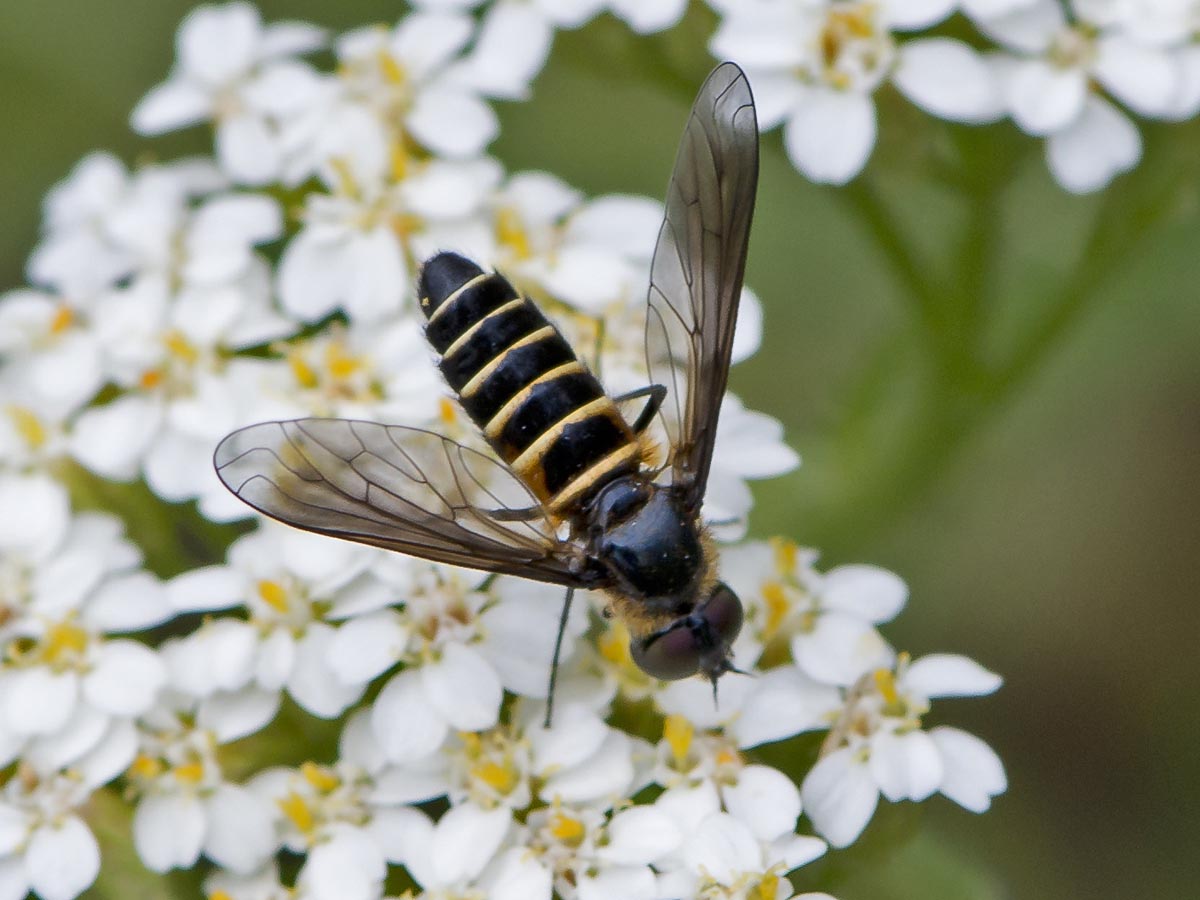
[2,3,1199,899]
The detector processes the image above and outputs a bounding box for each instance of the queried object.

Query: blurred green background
[3,3,1198,899]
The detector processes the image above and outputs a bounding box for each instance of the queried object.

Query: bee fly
[214,63,759,724]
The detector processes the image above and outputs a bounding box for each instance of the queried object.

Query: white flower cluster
[0,3,1007,899]
[709,0,1200,192]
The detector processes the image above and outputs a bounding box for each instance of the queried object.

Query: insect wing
[644,62,759,513]
[213,418,589,586]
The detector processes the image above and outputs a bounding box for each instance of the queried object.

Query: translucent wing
[645,62,758,513]
[213,418,595,587]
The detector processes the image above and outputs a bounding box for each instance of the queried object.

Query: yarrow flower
[0,3,1019,898]
[709,0,1004,184]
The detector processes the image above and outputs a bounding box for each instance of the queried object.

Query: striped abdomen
[418,252,639,514]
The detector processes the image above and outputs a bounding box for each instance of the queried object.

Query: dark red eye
[631,623,702,680]
[701,582,743,649]
[629,582,744,681]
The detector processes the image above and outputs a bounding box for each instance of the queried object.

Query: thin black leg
[612,384,667,434]
[544,586,575,728]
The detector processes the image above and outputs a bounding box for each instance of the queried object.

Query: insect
[214,62,759,724]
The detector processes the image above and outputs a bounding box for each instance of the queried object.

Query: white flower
[711,0,1002,184]
[394,802,513,896]
[976,0,1194,191]
[801,652,1006,847]
[129,692,279,874]
[0,288,103,418]
[338,563,587,762]
[705,396,799,540]
[28,154,224,298]
[132,1,326,184]
[0,477,170,761]
[163,524,380,718]
[659,811,827,900]
[440,0,603,101]
[0,767,103,900]
[277,155,500,323]
[64,189,290,499]
[722,540,904,686]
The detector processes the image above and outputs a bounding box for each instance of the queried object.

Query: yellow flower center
[663,714,694,768]
[280,791,315,834]
[172,761,205,784]
[50,305,74,334]
[257,580,290,614]
[301,761,340,793]
[549,812,585,846]
[495,207,532,261]
[7,406,46,449]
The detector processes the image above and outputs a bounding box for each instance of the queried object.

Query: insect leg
[485,505,547,522]
[544,585,576,729]
[612,384,667,434]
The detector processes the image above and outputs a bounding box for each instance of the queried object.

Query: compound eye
[631,624,701,680]
[701,582,743,648]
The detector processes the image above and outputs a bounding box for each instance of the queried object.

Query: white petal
[198,688,280,742]
[1005,60,1086,135]
[723,765,801,842]
[166,565,246,613]
[26,817,99,900]
[597,807,681,864]
[480,847,553,900]
[783,90,876,185]
[893,39,1002,123]
[0,858,27,900]
[682,813,760,885]
[801,748,879,848]
[68,395,163,481]
[820,565,907,622]
[75,718,139,788]
[133,792,206,872]
[4,669,77,736]
[791,613,893,686]
[881,0,956,29]
[22,707,108,775]
[733,666,841,748]
[577,866,657,900]
[216,115,282,185]
[301,825,385,900]
[366,806,430,864]
[540,731,634,803]
[477,584,571,697]
[327,611,406,685]
[371,670,448,762]
[422,643,502,731]
[530,703,609,772]
[407,86,499,158]
[204,783,278,873]
[164,619,257,696]
[178,1,261,85]
[1045,97,1140,193]
[1093,35,1178,118]
[608,0,686,33]
[430,804,510,884]
[904,653,1002,698]
[83,570,172,631]
[974,0,1063,53]
[449,4,551,100]
[869,730,943,802]
[259,21,327,59]
[286,623,364,717]
[83,640,165,716]
[930,726,1007,811]
[389,11,474,77]
[131,79,214,134]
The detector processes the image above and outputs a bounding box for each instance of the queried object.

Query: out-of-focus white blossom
[801,652,1006,847]
[710,0,1003,184]
[131,1,326,184]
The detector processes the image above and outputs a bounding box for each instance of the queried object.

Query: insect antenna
[544,585,576,728]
